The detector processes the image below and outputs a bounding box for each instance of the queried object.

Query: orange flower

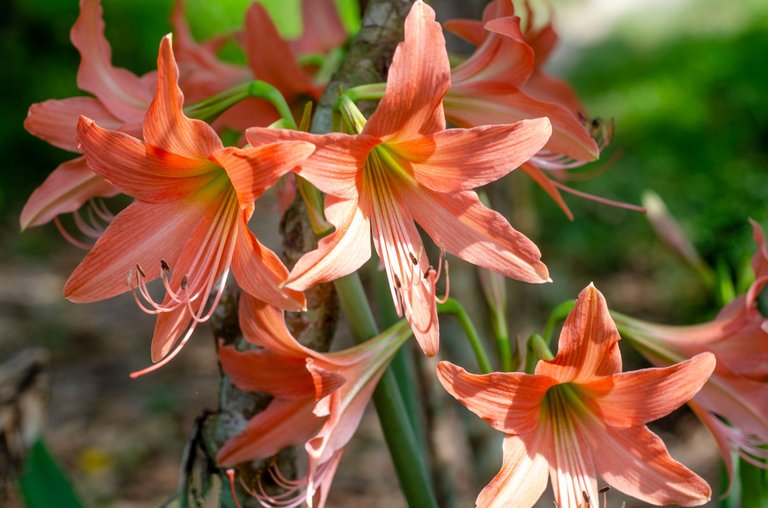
[22,0,154,235]
[615,219,768,484]
[171,0,346,131]
[438,284,714,508]
[443,0,627,219]
[246,0,552,357]
[65,36,313,374]
[217,295,412,508]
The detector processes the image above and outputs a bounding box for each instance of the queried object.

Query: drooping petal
[584,423,711,506]
[404,188,549,283]
[548,401,599,508]
[363,0,450,141]
[693,364,768,443]
[392,119,551,193]
[219,345,314,398]
[77,117,220,203]
[20,157,118,230]
[232,216,306,311]
[63,198,209,302]
[284,195,371,291]
[246,127,375,199]
[292,0,347,56]
[238,295,306,359]
[367,174,439,356]
[71,0,152,120]
[143,35,224,159]
[149,303,195,362]
[436,362,555,435]
[212,141,315,207]
[523,71,586,120]
[688,401,735,490]
[582,352,715,427]
[444,86,599,161]
[25,97,121,152]
[536,284,622,382]
[476,433,551,508]
[217,397,322,467]
[243,2,319,99]
[519,162,574,220]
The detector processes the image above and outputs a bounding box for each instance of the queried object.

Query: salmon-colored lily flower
[65,35,313,373]
[217,295,412,508]
[171,0,346,131]
[614,219,768,484]
[22,0,155,235]
[246,0,552,356]
[443,0,623,219]
[438,284,714,508]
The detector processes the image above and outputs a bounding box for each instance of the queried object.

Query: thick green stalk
[334,274,438,508]
[437,298,493,374]
[185,80,296,128]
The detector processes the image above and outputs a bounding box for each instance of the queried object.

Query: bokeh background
[1,0,767,506]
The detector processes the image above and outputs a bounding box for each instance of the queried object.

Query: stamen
[226,469,244,508]
[53,216,93,250]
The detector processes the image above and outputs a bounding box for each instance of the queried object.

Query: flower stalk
[184,80,297,127]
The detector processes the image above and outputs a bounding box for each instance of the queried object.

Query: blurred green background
[2,0,767,505]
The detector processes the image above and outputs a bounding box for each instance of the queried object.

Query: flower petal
[364,0,450,141]
[232,216,306,312]
[77,116,220,202]
[217,397,321,467]
[442,18,486,46]
[238,293,307,357]
[519,162,574,220]
[71,0,152,120]
[63,198,210,302]
[243,2,319,99]
[476,433,550,508]
[292,0,347,56]
[450,16,533,90]
[143,35,223,159]
[582,352,715,427]
[212,141,315,207]
[436,361,555,435]
[25,97,121,152]
[20,157,118,230]
[404,188,549,283]
[246,127,374,199]
[444,86,599,161]
[219,345,314,398]
[393,118,551,193]
[585,424,711,506]
[285,195,371,291]
[549,404,599,508]
[536,284,622,383]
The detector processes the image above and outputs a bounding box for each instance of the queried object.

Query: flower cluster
[23,0,762,507]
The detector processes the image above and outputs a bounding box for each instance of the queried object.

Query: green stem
[529,333,555,362]
[490,310,512,372]
[334,274,438,508]
[342,82,387,103]
[437,298,493,374]
[184,80,296,128]
[542,299,576,345]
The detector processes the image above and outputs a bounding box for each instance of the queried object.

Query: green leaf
[18,438,83,508]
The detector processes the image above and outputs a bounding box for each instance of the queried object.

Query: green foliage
[18,438,83,508]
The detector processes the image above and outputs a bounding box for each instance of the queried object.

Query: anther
[160,259,170,271]
[598,487,610,494]
[181,275,188,290]
[409,252,418,265]
[136,264,146,278]
[394,274,402,289]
